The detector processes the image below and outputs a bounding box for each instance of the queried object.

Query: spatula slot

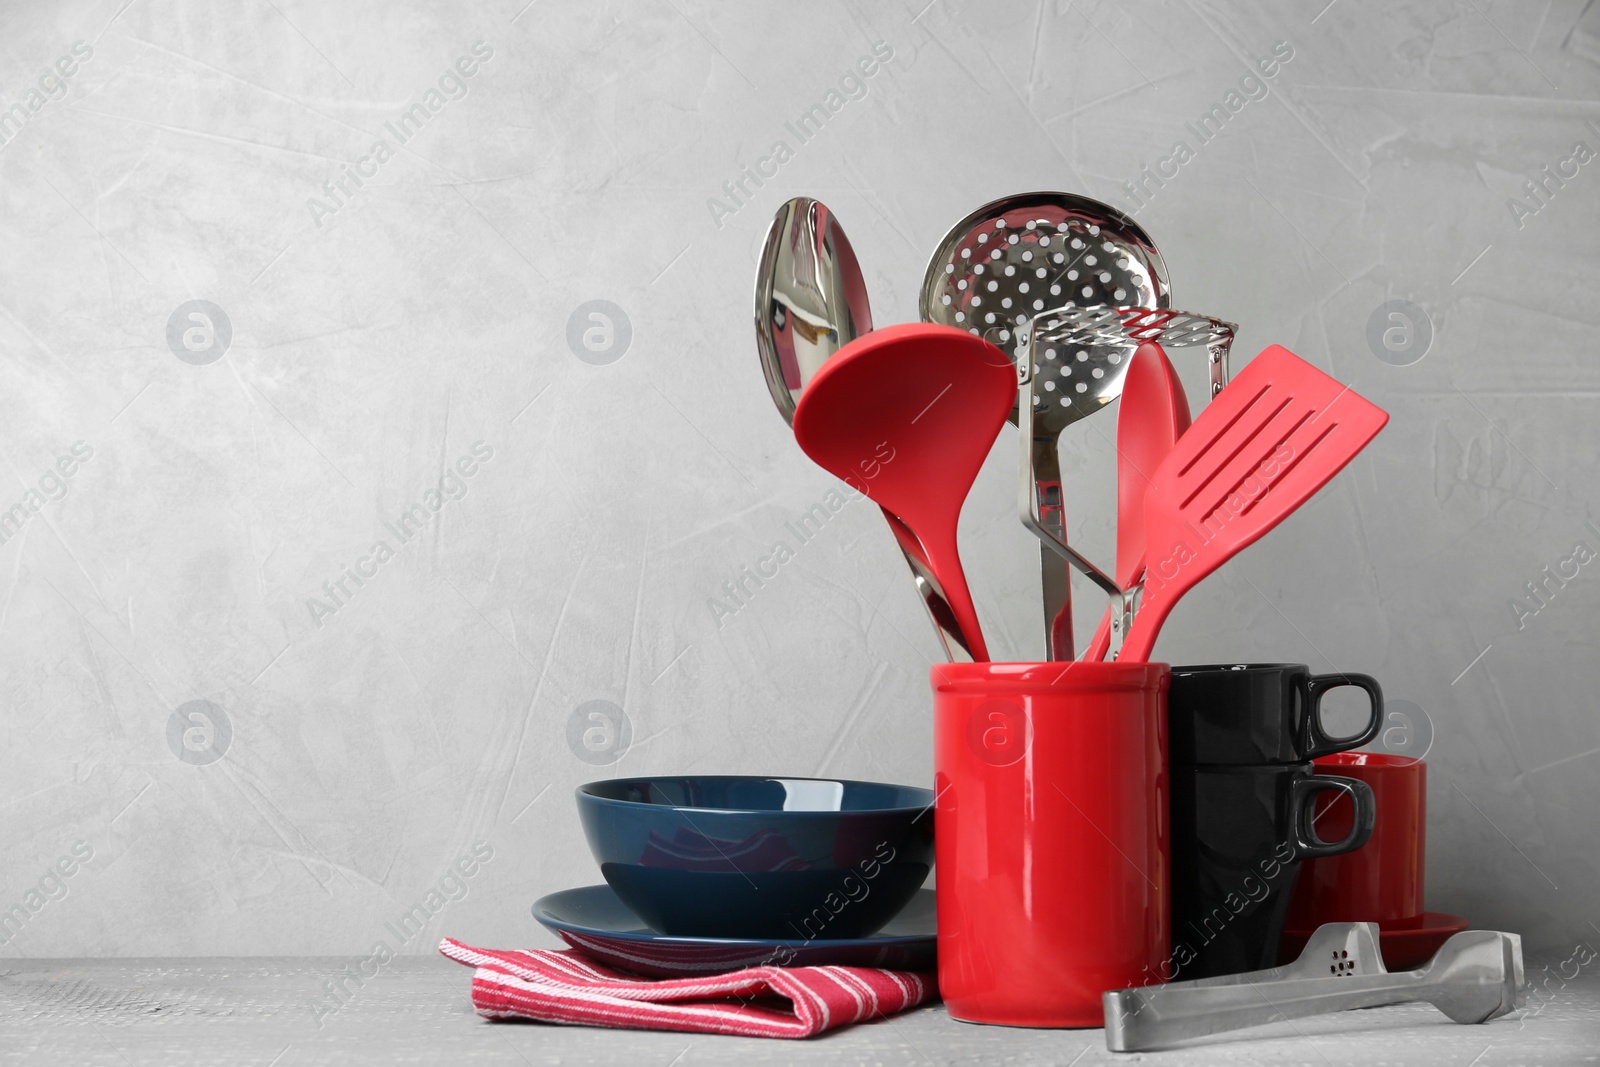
[1178,392,1297,506]
[1233,422,1339,521]
[1187,406,1315,520]
[1175,382,1276,481]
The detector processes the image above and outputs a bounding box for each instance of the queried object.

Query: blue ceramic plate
[534,884,936,978]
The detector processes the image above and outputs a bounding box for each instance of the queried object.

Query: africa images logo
[1145,442,1294,591]
[305,41,494,229]
[704,41,894,230]
[0,442,94,547]
[0,41,93,152]
[706,441,894,629]
[305,441,495,627]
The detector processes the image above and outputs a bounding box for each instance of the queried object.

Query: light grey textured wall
[1,0,1596,959]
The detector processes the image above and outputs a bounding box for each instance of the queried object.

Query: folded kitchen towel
[439,938,936,1039]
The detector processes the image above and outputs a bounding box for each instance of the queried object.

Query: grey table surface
[2,956,1597,1067]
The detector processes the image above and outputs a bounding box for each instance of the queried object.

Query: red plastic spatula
[1084,342,1192,662]
[792,322,1016,662]
[1117,344,1389,663]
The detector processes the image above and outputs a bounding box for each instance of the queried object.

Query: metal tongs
[1015,308,1236,657]
[1103,922,1526,1052]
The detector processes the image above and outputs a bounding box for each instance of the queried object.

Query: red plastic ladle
[792,323,1016,662]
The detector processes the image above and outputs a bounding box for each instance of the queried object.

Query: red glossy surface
[793,323,1014,662]
[1086,342,1191,661]
[1284,752,1426,930]
[932,661,1170,1027]
[1119,345,1389,662]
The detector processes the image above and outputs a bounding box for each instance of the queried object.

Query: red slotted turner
[1117,344,1389,662]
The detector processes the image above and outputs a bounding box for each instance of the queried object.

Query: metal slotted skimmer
[919,193,1170,660]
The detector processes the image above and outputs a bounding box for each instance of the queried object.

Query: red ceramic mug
[1284,751,1426,929]
[932,661,1170,1028]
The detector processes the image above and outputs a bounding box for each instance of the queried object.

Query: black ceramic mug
[1168,663,1383,767]
[1168,762,1376,980]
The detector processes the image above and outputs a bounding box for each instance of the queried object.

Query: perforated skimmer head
[919,192,1170,431]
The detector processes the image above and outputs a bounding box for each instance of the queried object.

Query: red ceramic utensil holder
[932,661,1170,1027]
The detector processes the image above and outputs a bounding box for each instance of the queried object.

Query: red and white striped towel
[439,938,936,1039]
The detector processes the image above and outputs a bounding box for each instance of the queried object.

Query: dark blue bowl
[576,775,935,939]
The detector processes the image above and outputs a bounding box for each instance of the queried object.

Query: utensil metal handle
[1014,321,1126,616]
[880,509,977,663]
[1163,923,1384,991]
[1105,972,1452,1052]
[1031,439,1074,660]
[1107,931,1519,1051]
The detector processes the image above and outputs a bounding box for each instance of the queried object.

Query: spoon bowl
[755,197,872,422]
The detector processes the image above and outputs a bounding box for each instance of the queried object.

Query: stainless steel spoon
[920,193,1170,660]
[756,196,978,661]
[755,196,870,415]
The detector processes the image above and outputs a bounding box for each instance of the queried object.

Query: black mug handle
[1304,672,1384,759]
[1289,775,1376,859]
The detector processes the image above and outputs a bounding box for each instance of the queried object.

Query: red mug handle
[1289,775,1375,859]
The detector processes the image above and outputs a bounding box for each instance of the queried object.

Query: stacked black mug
[1166,663,1384,980]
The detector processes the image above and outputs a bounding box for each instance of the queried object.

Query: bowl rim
[576,774,935,816]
